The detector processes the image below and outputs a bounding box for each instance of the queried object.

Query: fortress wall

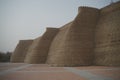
[24,28,59,64]
[60,22,73,30]
[100,1,120,16]
[46,7,99,66]
[24,37,41,63]
[46,22,71,66]
[11,2,120,66]
[94,3,120,66]
[10,40,33,63]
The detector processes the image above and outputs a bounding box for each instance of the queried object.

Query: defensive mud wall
[46,7,99,66]
[25,28,59,63]
[94,2,120,66]
[10,40,33,62]
[11,1,120,66]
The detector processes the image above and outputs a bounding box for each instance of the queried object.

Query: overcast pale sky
[0,0,119,52]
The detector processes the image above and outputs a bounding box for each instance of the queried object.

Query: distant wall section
[10,40,33,63]
[25,28,59,64]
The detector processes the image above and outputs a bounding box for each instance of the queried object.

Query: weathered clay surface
[11,1,120,66]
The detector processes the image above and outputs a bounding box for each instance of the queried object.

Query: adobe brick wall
[24,28,59,64]
[10,40,33,63]
[46,7,99,66]
[94,2,120,66]
[11,1,120,67]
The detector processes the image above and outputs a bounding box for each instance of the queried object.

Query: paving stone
[0,63,120,80]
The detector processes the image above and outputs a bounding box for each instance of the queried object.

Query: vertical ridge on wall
[10,40,33,63]
[24,28,59,64]
[46,7,99,66]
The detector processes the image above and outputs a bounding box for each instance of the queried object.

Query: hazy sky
[0,0,119,52]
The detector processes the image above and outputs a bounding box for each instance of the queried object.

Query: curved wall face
[94,3,120,66]
[25,28,59,64]
[24,37,41,63]
[10,40,33,63]
[46,22,72,66]
[46,7,99,66]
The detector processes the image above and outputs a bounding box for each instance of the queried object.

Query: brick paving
[0,63,120,80]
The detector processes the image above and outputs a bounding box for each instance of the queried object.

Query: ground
[0,63,120,80]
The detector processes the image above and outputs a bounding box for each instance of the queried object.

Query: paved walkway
[64,67,113,80]
[0,63,120,80]
[0,64,32,75]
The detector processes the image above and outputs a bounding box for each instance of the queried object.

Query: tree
[0,52,12,62]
